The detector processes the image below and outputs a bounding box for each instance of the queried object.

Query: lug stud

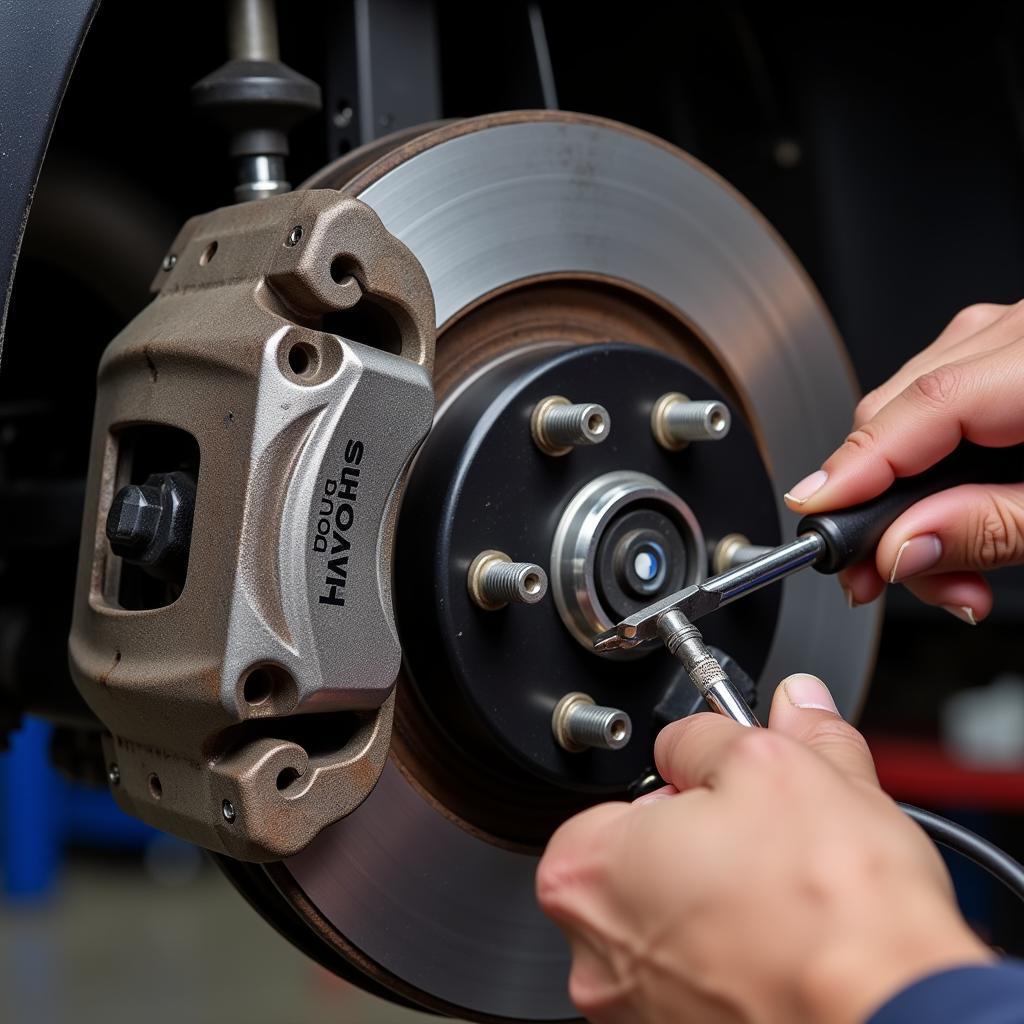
[651,392,731,450]
[468,550,548,610]
[712,533,775,575]
[552,692,632,752]
[531,395,610,456]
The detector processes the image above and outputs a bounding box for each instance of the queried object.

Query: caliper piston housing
[68,189,435,861]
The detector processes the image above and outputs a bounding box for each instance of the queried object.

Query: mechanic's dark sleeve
[868,963,1024,1024]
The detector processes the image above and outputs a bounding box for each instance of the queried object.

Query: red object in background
[869,736,1024,810]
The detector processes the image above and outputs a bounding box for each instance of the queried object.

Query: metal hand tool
[642,516,1024,914]
[657,608,762,727]
[595,442,1023,655]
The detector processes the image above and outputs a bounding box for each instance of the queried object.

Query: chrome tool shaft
[594,532,826,652]
[657,610,761,727]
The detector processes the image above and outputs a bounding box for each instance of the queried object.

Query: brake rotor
[231,112,880,1021]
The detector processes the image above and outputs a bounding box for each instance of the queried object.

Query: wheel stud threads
[531,395,610,456]
[651,392,731,449]
[468,550,548,610]
[552,692,632,752]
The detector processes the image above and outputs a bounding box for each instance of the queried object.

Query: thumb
[768,674,878,787]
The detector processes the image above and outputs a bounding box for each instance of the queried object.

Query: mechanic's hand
[537,676,989,1024]
[783,301,1024,620]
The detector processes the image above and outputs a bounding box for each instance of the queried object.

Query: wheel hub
[392,340,779,843]
[551,467,707,648]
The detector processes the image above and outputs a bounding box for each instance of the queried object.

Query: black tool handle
[797,443,1024,574]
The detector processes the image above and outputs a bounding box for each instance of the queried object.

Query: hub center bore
[550,470,706,650]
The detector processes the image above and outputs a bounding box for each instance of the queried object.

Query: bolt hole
[710,409,727,432]
[276,767,301,791]
[333,101,354,130]
[523,572,542,595]
[330,255,357,284]
[148,773,162,799]
[287,342,320,378]
[199,241,218,266]
[610,720,627,742]
[243,668,275,705]
[587,412,605,435]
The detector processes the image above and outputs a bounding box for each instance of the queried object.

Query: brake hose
[900,802,1024,903]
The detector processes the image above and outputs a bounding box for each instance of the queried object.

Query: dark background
[2,0,1023,970]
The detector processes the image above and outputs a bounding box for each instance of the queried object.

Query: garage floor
[0,857,440,1024]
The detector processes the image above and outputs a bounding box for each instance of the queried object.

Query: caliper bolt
[468,550,548,610]
[531,395,610,456]
[552,692,632,752]
[651,392,731,450]
[106,471,197,582]
[712,533,775,575]
[107,485,163,555]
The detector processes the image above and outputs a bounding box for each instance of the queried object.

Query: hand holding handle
[797,444,1024,574]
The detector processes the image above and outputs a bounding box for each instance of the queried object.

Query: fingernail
[633,784,678,806]
[889,534,942,583]
[784,469,829,505]
[783,673,839,714]
[942,604,977,626]
[841,585,858,609]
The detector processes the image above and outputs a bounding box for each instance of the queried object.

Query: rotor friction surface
[279,113,880,1021]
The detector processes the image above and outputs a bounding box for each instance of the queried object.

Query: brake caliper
[69,190,435,860]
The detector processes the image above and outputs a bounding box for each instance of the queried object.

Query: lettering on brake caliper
[313,439,364,608]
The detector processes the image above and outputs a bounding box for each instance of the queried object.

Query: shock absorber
[191,0,322,203]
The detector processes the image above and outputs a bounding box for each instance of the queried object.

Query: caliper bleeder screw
[552,692,632,752]
[651,392,731,450]
[468,550,548,610]
[531,395,610,455]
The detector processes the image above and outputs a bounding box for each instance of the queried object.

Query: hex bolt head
[161,253,177,271]
[531,395,610,456]
[552,692,632,752]
[222,799,236,823]
[107,484,163,557]
[468,550,548,610]
[107,763,121,786]
[651,392,731,450]
[105,471,196,582]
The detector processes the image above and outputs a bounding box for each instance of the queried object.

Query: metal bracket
[325,0,441,159]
